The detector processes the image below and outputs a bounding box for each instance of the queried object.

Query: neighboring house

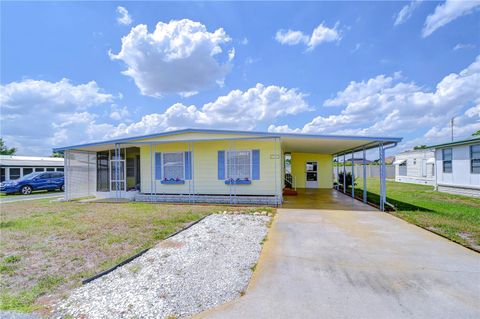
[346,158,372,165]
[430,137,480,198]
[393,149,435,185]
[53,129,401,205]
[0,155,64,182]
[385,156,395,165]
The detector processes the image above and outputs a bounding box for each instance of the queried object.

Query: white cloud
[453,43,476,50]
[422,0,480,37]
[107,83,311,138]
[0,79,115,155]
[116,6,132,26]
[0,81,311,154]
[109,105,130,121]
[275,30,309,46]
[269,56,480,146]
[275,22,342,50]
[394,0,423,26]
[109,19,234,97]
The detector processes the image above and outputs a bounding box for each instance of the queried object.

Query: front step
[283,188,298,196]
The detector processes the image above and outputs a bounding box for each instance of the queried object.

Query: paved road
[197,205,480,318]
[0,192,63,204]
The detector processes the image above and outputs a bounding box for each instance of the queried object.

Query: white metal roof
[0,155,64,167]
[393,159,406,165]
[53,128,402,155]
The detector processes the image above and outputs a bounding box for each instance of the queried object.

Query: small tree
[413,145,428,150]
[473,130,480,137]
[0,138,16,155]
[52,152,64,158]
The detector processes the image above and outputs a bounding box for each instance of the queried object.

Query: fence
[333,165,395,179]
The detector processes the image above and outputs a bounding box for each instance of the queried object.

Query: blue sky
[1,1,479,156]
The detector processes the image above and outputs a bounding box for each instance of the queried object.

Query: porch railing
[285,173,296,190]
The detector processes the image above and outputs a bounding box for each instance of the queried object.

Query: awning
[393,159,406,165]
[426,158,435,164]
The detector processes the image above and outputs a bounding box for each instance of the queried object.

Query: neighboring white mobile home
[431,137,480,198]
[0,155,64,182]
[393,149,435,185]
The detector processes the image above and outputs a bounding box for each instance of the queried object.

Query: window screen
[471,145,480,174]
[23,168,33,175]
[9,168,21,180]
[1,168,5,182]
[442,148,452,173]
[226,150,251,179]
[163,152,184,180]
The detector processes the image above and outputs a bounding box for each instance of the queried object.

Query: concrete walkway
[196,197,480,318]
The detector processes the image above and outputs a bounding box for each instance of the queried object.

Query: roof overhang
[393,159,407,165]
[53,128,402,155]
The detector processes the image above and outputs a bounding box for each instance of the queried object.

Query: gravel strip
[53,213,271,319]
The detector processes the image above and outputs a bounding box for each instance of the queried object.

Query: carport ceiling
[281,137,386,155]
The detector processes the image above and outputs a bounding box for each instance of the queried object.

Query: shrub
[338,172,356,188]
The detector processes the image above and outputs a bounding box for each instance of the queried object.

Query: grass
[349,178,480,250]
[0,199,275,313]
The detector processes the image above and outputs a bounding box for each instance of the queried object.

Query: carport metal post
[362,147,367,203]
[379,143,386,211]
[351,151,355,198]
[343,154,346,193]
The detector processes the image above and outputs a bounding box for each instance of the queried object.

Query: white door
[306,161,318,188]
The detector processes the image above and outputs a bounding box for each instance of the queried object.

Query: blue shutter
[185,151,192,180]
[218,151,225,180]
[252,149,260,180]
[155,152,162,180]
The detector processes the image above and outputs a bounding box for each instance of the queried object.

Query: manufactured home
[53,129,401,206]
[393,149,435,185]
[431,137,480,197]
[0,155,64,182]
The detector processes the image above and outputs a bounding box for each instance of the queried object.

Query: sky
[1,0,479,156]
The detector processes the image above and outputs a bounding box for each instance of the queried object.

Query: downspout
[382,142,398,210]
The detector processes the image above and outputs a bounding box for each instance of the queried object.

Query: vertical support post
[336,156,339,190]
[379,143,386,211]
[114,144,119,201]
[191,142,195,203]
[274,137,278,206]
[351,151,355,198]
[150,143,153,198]
[363,147,367,203]
[343,154,346,193]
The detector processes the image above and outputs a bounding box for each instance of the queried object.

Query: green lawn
[0,199,274,313]
[349,178,480,251]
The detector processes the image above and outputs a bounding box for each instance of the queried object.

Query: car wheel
[60,184,65,192]
[21,185,32,195]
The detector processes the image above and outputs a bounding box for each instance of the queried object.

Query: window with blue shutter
[185,151,192,180]
[252,149,260,180]
[155,152,162,180]
[218,150,225,180]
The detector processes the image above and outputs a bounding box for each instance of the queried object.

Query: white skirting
[134,193,281,205]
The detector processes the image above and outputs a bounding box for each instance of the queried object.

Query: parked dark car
[0,171,64,195]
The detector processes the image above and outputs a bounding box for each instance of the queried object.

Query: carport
[279,133,401,211]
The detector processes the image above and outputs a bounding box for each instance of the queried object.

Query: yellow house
[54,129,401,206]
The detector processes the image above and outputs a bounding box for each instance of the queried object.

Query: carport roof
[53,128,402,155]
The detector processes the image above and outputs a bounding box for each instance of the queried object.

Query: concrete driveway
[196,194,480,319]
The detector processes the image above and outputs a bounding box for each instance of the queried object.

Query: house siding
[140,138,282,196]
[435,144,480,197]
[290,153,333,188]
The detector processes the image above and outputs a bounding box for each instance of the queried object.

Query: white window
[226,150,251,180]
[163,152,184,180]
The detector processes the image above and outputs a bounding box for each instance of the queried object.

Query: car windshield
[18,172,43,181]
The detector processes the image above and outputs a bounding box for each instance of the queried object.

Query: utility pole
[451,117,455,142]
